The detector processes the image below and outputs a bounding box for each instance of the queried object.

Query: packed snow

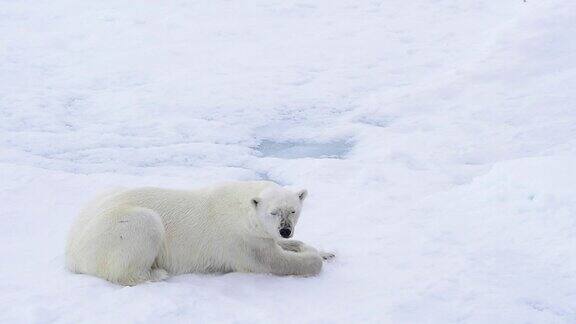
[1,0,576,322]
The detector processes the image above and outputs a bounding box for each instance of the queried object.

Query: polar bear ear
[251,197,261,209]
[296,189,308,201]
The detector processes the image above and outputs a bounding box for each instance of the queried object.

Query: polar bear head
[251,187,308,240]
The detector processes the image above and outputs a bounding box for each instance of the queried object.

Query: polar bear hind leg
[78,206,167,286]
[105,207,167,285]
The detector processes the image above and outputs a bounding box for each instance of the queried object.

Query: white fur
[66,181,333,286]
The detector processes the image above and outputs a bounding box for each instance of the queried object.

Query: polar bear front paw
[320,251,335,261]
[278,240,304,252]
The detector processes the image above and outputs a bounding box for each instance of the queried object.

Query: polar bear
[65,181,334,286]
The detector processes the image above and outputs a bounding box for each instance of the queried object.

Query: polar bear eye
[290,210,295,214]
[270,211,278,216]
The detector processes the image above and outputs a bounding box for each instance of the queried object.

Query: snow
[1,0,576,322]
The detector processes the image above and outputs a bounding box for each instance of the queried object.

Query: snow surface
[1,0,576,323]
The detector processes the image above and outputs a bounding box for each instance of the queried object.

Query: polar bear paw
[320,251,336,261]
[149,268,169,282]
[278,240,305,252]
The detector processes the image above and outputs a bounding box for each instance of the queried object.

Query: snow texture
[1,0,576,323]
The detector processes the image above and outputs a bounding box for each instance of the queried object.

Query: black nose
[279,228,291,238]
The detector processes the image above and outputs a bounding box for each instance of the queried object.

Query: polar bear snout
[279,228,292,238]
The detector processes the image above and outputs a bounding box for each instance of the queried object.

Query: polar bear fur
[66,181,333,286]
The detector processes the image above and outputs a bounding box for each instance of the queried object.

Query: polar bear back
[116,180,276,225]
